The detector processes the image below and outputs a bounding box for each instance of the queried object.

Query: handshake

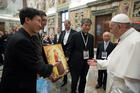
[87,58,97,66]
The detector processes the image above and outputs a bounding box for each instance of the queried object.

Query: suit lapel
[67,29,73,43]
[101,42,104,51]
[106,42,111,52]
[61,31,66,43]
[86,33,90,47]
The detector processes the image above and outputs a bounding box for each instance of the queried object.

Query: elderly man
[95,31,116,90]
[88,14,140,93]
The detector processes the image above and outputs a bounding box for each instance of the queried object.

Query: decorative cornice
[87,0,122,7]
[47,13,56,17]
[57,2,70,12]
[91,6,118,16]
[69,4,88,12]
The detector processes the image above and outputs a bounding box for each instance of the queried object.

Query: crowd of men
[0,7,140,93]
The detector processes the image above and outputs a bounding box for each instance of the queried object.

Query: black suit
[0,36,4,64]
[96,41,116,89]
[59,29,76,56]
[58,29,76,83]
[67,31,94,93]
[53,34,61,44]
[0,28,53,93]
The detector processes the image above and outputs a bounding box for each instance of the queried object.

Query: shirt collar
[104,41,109,44]
[66,29,71,33]
[119,28,134,42]
[82,31,88,35]
[20,28,32,39]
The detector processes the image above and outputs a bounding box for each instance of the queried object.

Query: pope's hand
[52,61,61,67]
[87,58,97,66]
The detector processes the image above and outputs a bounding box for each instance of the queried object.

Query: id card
[83,50,89,59]
[101,52,107,59]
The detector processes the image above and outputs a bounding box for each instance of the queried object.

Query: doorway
[0,22,5,32]
[95,14,112,47]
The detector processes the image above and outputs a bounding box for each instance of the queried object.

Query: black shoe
[60,81,67,87]
[95,84,102,89]
[103,86,106,90]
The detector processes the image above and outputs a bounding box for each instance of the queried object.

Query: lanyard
[81,31,89,48]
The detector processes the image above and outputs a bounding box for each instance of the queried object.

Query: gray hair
[64,20,71,24]
[81,18,92,26]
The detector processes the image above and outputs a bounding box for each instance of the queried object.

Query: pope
[88,14,140,93]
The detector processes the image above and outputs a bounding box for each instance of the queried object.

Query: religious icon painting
[131,0,140,21]
[119,0,131,16]
[43,44,69,82]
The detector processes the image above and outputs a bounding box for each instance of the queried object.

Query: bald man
[88,14,140,93]
[95,32,116,90]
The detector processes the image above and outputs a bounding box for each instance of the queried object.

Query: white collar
[104,41,109,44]
[57,33,61,35]
[66,29,71,33]
[119,28,134,42]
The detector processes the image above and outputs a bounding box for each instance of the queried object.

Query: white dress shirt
[104,41,109,51]
[63,29,71,45]
[56,33,60,43]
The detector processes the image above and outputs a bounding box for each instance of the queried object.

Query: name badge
[101,52,107,59]
[83,50,89,59]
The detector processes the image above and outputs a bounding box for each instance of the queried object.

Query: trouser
[70,64,89,93]
[63,74,67,82]
[0,53,3,64]
[97,70,107,88]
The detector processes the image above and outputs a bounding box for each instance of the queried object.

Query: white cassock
[97,28,140,93]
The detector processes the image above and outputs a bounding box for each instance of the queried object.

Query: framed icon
[43,44,69,82]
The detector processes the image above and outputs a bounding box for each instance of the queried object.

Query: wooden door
[0,22,5,32]
[95,14,112,47]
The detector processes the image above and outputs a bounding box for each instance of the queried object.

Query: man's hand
[37,74,40,78]
[52,61,61,67]
[87,58,97,66]
[66,57,69,61]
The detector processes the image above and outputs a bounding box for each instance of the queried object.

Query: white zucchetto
[111,14,130,23]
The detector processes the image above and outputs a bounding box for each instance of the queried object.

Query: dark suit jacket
[53,34,61,44]
[0,28,53,93]
[96,41,116,60]
[58,29,76,55]
[31,33,43,57]
[67,31,94,70]
[53,34,57,44]
[31,33,49,65]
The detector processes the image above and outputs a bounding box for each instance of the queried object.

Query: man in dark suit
[96,31,116,90]
[58,20,76,87]
[54,27,61,44]
[31,10,47,64]
[0,8,59,93]
[67,18,94,93]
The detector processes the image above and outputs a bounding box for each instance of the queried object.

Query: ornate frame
[43,44,69,82]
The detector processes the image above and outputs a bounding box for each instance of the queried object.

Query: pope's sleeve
[97,59,108,70]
